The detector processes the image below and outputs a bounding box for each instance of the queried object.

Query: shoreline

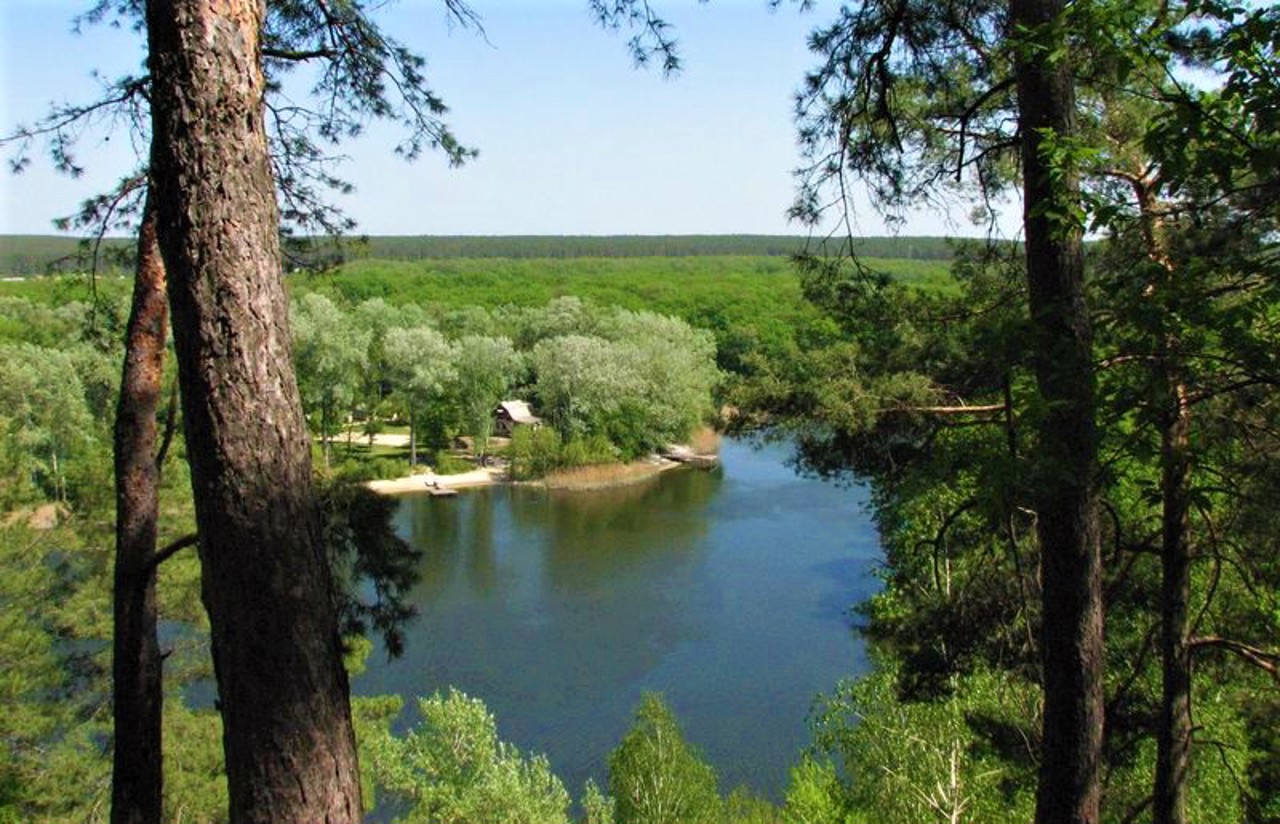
[365,452,716,497]
[365,467,503,495]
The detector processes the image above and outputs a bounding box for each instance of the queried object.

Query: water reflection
[539,468,722,589]
[364,440,879,801]
[465,490,498,595]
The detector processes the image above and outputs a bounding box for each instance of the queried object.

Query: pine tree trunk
[1139,181,1192,824]
[111,195,168,824]
[1155,378,1192,824]
[1010,0,1105,821]
[144,2,363,822]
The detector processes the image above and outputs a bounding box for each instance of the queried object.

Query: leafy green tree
[582,779,617,824]
[531,311,717,458]
[607,694,721,824]
[532,335,642,442]
[1076,13,1280,818]
[0,343,97,504]
[806,667,1038,824]
[603,310,720,447]
[719,787,779,824]
[292,293,372,466]
[350,298,401,439]
[449,335,523,459]
[363,689,571,824]
[384,325,455,467]
[783,758,855,824]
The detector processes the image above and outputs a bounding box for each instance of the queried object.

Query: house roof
[496,400,541,424]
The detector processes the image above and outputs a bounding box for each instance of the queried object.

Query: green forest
[0,251,896,824]
[0,233,957,274]
[1,0,1278,824]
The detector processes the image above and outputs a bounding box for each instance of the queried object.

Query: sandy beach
[365,467,502,495]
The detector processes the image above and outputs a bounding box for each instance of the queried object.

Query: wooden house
[493,400,542,437]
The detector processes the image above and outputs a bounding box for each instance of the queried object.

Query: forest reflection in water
[356,438,881,800]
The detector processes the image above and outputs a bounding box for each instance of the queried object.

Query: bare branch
[1190,636,1280,682]
[144,533,198,574]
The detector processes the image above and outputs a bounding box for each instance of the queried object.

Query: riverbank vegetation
[288,292,720,477]
[726,0,1280,813]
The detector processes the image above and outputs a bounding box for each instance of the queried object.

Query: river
[355,437,881,801]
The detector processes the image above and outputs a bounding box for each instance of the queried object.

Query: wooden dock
[660,445,720,470]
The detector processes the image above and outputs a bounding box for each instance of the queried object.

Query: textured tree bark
[1010,1,1105,822]
[111,195,168,824]
[1141,183,1192,824]
[1155,377,1192,824]
[145,2,363,822]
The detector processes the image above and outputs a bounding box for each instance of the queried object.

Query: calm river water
[355,437,881,800]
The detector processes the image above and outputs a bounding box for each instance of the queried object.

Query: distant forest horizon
[0,233,961,274]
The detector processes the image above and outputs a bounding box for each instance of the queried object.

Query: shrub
[433,450,471,475]
[560,434,616,468]
[331,456,404,484]
[509,426,563,480]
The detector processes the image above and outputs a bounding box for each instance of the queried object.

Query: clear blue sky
[1,1,989,238]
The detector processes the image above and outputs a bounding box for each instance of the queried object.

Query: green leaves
[607,694,721,824]
[801,668,1038,824]
[0,525,112,824]
[290,291,721,467]
[792,0,1019,228]
[530,311,718,456]
[363,689,571,824]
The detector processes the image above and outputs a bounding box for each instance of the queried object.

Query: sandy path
[351,432,412,448]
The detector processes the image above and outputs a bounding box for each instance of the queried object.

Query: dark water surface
[355,437,880,800]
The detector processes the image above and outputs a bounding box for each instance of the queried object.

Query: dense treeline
[0,236,136,276]
[737,240,1280,822]
[298,255,949,374]
[0,254,952,378]
[344,234,957,261]
[289,293,720,472]
[0,234,957,275]
[742,0,1280,820]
